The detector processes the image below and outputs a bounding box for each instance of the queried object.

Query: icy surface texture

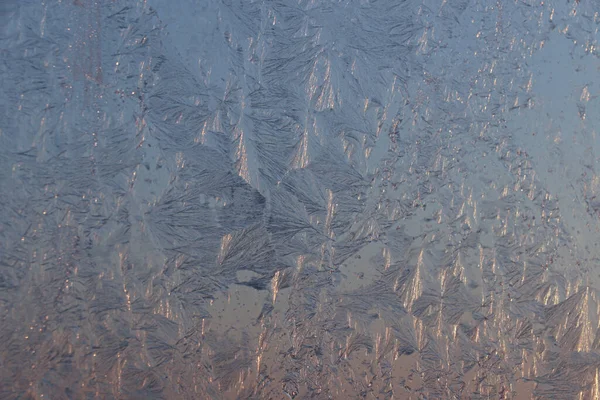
[1,0,599,398]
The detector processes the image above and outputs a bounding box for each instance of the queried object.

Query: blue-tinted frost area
[1,0,599,398]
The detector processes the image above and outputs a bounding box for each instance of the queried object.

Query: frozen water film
[1,0,599,398]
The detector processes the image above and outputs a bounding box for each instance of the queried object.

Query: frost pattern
[1,0,599,399]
